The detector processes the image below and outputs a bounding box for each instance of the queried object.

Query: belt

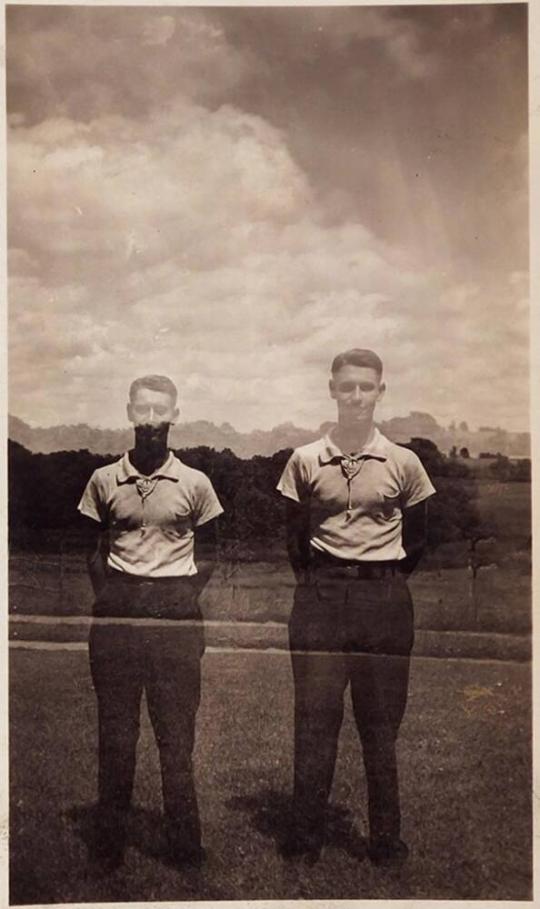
[107,569,195,586]
[310,553,400,579]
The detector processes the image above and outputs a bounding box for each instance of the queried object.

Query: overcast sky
[7,4,528,432]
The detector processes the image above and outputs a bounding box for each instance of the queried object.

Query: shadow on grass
[226,787,367,859]
[66,803,198,867]
[10,853,58,906]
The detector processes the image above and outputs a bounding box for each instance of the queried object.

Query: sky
[7,4,529,432]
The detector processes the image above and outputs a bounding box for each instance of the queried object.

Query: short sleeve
[401,452,437,509]
[276,451,309,504]
[193,476,224,527]
[77,471,106,524]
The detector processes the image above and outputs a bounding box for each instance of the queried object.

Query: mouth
[343,409,368,421]
[136,423,169,435]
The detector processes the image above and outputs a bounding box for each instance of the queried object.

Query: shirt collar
[319,426,388,465]
[116,451,182,484]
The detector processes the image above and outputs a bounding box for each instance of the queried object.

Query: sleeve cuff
[77,503,102,523]
[195,505,224,527]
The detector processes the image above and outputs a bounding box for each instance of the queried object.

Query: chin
[344,413,367,423]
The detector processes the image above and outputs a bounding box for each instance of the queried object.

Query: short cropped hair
[331,348,383,378]
[129,374,178,405]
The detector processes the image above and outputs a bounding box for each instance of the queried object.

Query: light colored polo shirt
[78,451,223,577]
[277,428,435,562]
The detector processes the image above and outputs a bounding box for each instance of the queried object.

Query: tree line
[8,437,498,557]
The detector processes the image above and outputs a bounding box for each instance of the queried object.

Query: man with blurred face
[277,349,435,867]
[78,375,223,873]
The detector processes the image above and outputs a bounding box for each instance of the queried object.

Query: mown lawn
[9,550,531,637]
[474,481,531,541]
[10,646,531,904]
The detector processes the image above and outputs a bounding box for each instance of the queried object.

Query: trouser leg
[290,650,348,847]
[88,623,144,851]
[145,623,204,855]
[350,652,410,839]
[348,574,413,841]
[288,578,349,849]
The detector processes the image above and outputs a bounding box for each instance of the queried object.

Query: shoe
[87,842,124,875]
[278,836,322,865]
[368,835,409,867]
[165,845,207,871]
[88,809,127,874]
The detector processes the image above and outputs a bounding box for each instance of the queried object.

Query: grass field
[474,481,531,541]
[10,647,531,904]
[8,480,532,902]
[9,551,532,639]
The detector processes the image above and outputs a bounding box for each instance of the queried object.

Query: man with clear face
[78,375,223,872]
[277,349,435,866]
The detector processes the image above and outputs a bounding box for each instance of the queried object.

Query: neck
[333,422,375,455]
[130,438,169,476]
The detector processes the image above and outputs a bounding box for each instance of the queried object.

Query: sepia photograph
[6,2,531,905]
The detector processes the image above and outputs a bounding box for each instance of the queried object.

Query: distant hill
[7,412,530,459]
[380,412,530,458]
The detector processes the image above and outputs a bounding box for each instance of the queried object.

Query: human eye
[338,382,355,393]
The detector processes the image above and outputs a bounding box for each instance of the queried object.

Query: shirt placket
[339,456,367,517]
[135,477,159,531]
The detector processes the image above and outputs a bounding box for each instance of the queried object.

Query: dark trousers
[288,566,414,849]
[88,572,204,854]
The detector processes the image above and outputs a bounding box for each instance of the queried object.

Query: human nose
[351,385,362,402]
[138,406,159,424]
[147,407,162,424]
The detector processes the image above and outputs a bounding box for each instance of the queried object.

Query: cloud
[7,6,529,433]
[142,15,176,47]
[8,103,313,279]
[7,7,260,123]
[231,7,438,81]
[8,92,528,431]
[7,96,418,427]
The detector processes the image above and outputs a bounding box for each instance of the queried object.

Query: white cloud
[7,9,529,433]
[6,98,414,427]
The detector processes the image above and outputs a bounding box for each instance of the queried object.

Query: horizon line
[7,412,530,438]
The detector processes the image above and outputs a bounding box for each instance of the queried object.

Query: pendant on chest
[135,477,158,500]
[341,457,363,482]
[340,456,366,517]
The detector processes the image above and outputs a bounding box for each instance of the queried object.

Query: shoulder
[288,437,327,466]
[87,458,123,486]
[173,458,215,491]
[78,457,123,517]
[378,437,436,502]
[277,439,326,500]
[379,437,425,471]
